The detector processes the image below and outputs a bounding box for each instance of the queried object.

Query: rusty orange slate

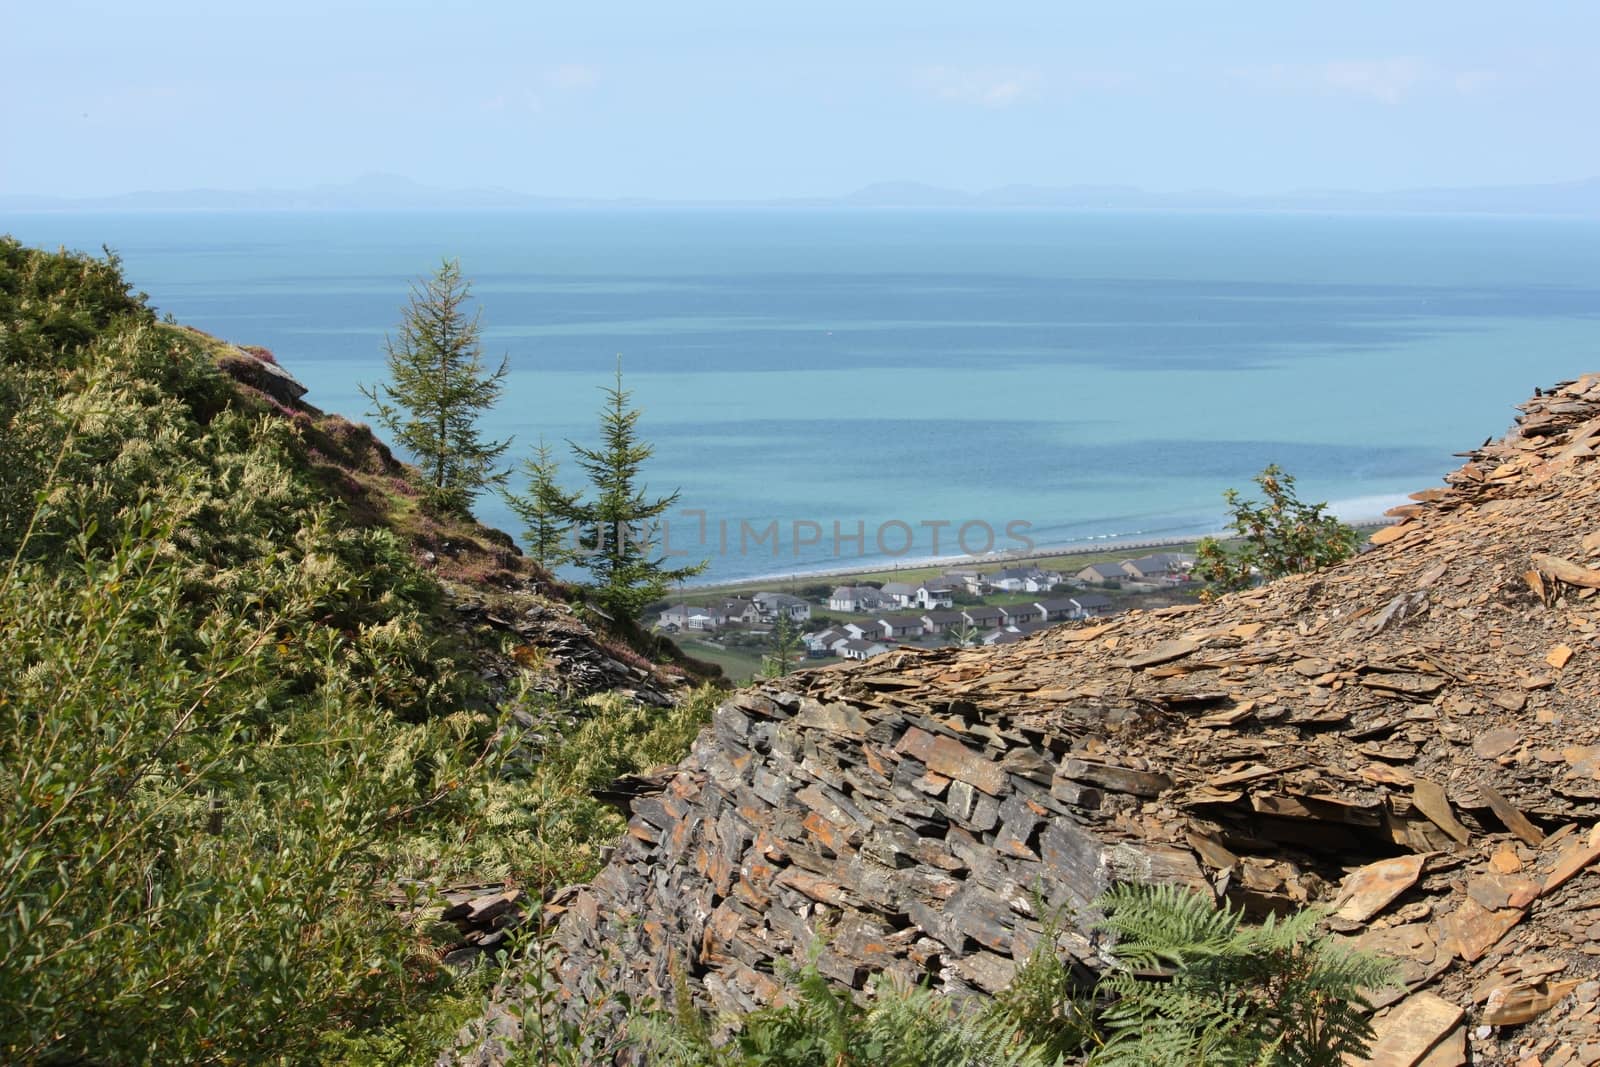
[1335,854,1429,924]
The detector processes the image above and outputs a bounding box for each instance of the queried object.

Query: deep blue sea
[5,209,1599,583]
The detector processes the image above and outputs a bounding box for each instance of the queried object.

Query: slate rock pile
[534,375,1600,1066]
[452,592,679,708]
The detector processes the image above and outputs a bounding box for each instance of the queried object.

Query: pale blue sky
[5,1,1598,199]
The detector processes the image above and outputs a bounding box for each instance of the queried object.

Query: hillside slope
[0,238,710,1063]
[548,375,1600,1066]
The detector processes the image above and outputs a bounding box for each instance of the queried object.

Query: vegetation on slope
[0,238,714,1064]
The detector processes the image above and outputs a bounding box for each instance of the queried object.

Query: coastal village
[653,551,1197,669]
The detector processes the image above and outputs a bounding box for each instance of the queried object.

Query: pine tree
[360,259,510,515]
[761,612,801,678]
[567,362,705,621]
[504,436,579,571]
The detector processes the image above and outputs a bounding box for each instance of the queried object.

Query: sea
[5,209,1598,585]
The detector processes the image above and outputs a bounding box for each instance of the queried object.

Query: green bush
[1194,465,1359,596]
[414,686,719,888]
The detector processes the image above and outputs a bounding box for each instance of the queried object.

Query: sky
[4,1,1599,200]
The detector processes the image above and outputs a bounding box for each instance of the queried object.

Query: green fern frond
[1089,883,1397,1067]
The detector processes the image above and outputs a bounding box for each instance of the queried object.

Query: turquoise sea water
[5,209,1599,583]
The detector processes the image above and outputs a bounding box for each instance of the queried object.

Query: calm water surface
[6,209,1598,582]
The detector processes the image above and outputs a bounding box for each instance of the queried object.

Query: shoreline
[677,518,1395,595]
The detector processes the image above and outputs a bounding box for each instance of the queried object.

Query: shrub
[1194,465,1359,596]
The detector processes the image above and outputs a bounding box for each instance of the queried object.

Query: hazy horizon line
[5,170,1600,210]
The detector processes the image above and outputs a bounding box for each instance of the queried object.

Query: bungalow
[752,591,812,623]
[1033,597,1079,622]
[988,567,1029,592]
[962,606,1005,629]
[844,620,886,641]
[982,628,1025,646]
[839,638,891,660]
[920,609,967,636]
[1026,571,1062,593]
[1070,594,1113,618]
[880,581,918,608]
[828,585,889,612]
[990,566,1058,593]
[1075,562,1126,586]
[715,597,762,626]
[1121,553,1197,580]
[879,614,926,639]
[999,603,1044,625]
[656,603,726,632]
[803,627,851,657]
[943,569,986,595]
[1010,618,1053,637]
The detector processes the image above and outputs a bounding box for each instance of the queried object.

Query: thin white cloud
[482,65,595,115]
[1320,58,1426,103]
[1230,57,1494,104]
[544,63,600,92]
[917,66,1040,108]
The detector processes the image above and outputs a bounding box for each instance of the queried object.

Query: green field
[674,636,770,684]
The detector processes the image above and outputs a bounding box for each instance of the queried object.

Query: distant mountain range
[5,172,1600,216]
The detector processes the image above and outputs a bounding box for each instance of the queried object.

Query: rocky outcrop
[541,374,1600,1066]
[215,343,309,407]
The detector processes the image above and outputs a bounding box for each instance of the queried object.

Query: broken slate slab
[1334,854,1429,924]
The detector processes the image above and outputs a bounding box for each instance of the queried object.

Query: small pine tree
[505,435,579,571]
[360,258,510,515]
[947,622,982,648]
[1194,464,1359,597]
[566,362,705,621]
[761,612,801,678]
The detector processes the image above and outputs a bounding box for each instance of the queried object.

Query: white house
[656,603,726,632]
[711,597,761,626]
[803,627,850,657]
[990,566,1061,593]
[844,620,886,641]
[752,591,812,623]
[914,579,958,608]
[944,569,985,595]
[879,581,918,608]
[1024,571,1061,593]
[839,638,890,660]
[988,567,1030,592]
[828,585,889,612]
